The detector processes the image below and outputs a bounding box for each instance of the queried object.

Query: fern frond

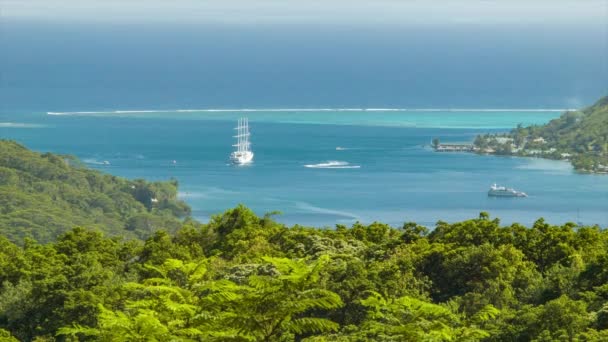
[56,324,99,337]
[292,289,343,310]
[202,290,242,303]
[359,291,387,309]
[141,277,174,286]
[247,275,281,290]
[286,317,339,334]
[185,261,208,283]
[176,327,204,337]
[126,299,157,310]
[471,304,500,323]
[162,297,197,315]
[143,263,167,278]
[163,258,184,271]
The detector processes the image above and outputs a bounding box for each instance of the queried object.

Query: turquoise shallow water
[45,108,564,129]
[2,109,607,227]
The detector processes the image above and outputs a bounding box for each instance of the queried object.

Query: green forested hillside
[529,95,608,151]
[0,208,607,341]
[1,142,608,341]
[0,140,190,243]
[474,95,608,172]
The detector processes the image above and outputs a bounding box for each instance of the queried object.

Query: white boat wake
[0,122,46,128]
[294,201,359,220]
[83,158,110,166]
[304,161,361,169]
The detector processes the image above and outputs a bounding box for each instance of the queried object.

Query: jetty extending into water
[433,143,474,152]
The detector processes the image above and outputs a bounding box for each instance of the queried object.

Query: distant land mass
[470,95,608,173]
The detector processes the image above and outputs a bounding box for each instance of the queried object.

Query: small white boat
[230,117,254,165]
[488,183,527,197]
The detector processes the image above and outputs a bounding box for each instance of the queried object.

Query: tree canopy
[0,140,190,243]
[473,95,608,173]
[1,142,608,341]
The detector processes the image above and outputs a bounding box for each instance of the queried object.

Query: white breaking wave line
[46,107,574,115]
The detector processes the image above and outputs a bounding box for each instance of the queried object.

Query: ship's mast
[241,118,244,152]
[233,118,251,154]
[240,118,244,153]
[236,118,239,153]
[244,118,249,152]
[234,118,241,153]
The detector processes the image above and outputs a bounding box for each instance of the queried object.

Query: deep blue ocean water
[1,19,606,112]
[1,17,607,227]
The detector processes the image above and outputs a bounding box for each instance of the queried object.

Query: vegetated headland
[433,95,608,174]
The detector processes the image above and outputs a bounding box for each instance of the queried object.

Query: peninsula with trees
[471,95,608,173]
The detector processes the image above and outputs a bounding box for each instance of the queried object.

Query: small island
[434,95,608,174]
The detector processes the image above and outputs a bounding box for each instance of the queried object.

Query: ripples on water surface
[3,109,607,227]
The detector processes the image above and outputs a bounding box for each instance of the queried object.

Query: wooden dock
[433,143,474,152]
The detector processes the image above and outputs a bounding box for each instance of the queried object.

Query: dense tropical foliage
[0,140,190,243]
[473,95,608,173]
[1,208,607,341]
[1,142,608,341]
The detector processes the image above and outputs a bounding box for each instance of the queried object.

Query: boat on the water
[230,117,254,165]
[488,183,527,197]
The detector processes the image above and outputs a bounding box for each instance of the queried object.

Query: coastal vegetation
[1,142,608,341]
[471,95,608,173]
[0,140,190,243]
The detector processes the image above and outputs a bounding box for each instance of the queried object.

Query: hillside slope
[0,140,191,243]
[474,95,608,172]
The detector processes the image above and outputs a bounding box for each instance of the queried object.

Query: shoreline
[432,143,608,175]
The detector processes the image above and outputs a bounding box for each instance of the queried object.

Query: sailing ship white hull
[230,151,254,165]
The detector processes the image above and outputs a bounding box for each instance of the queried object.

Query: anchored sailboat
[230,117,254,165]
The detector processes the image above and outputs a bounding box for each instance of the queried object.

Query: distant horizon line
[47,107,577,115]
